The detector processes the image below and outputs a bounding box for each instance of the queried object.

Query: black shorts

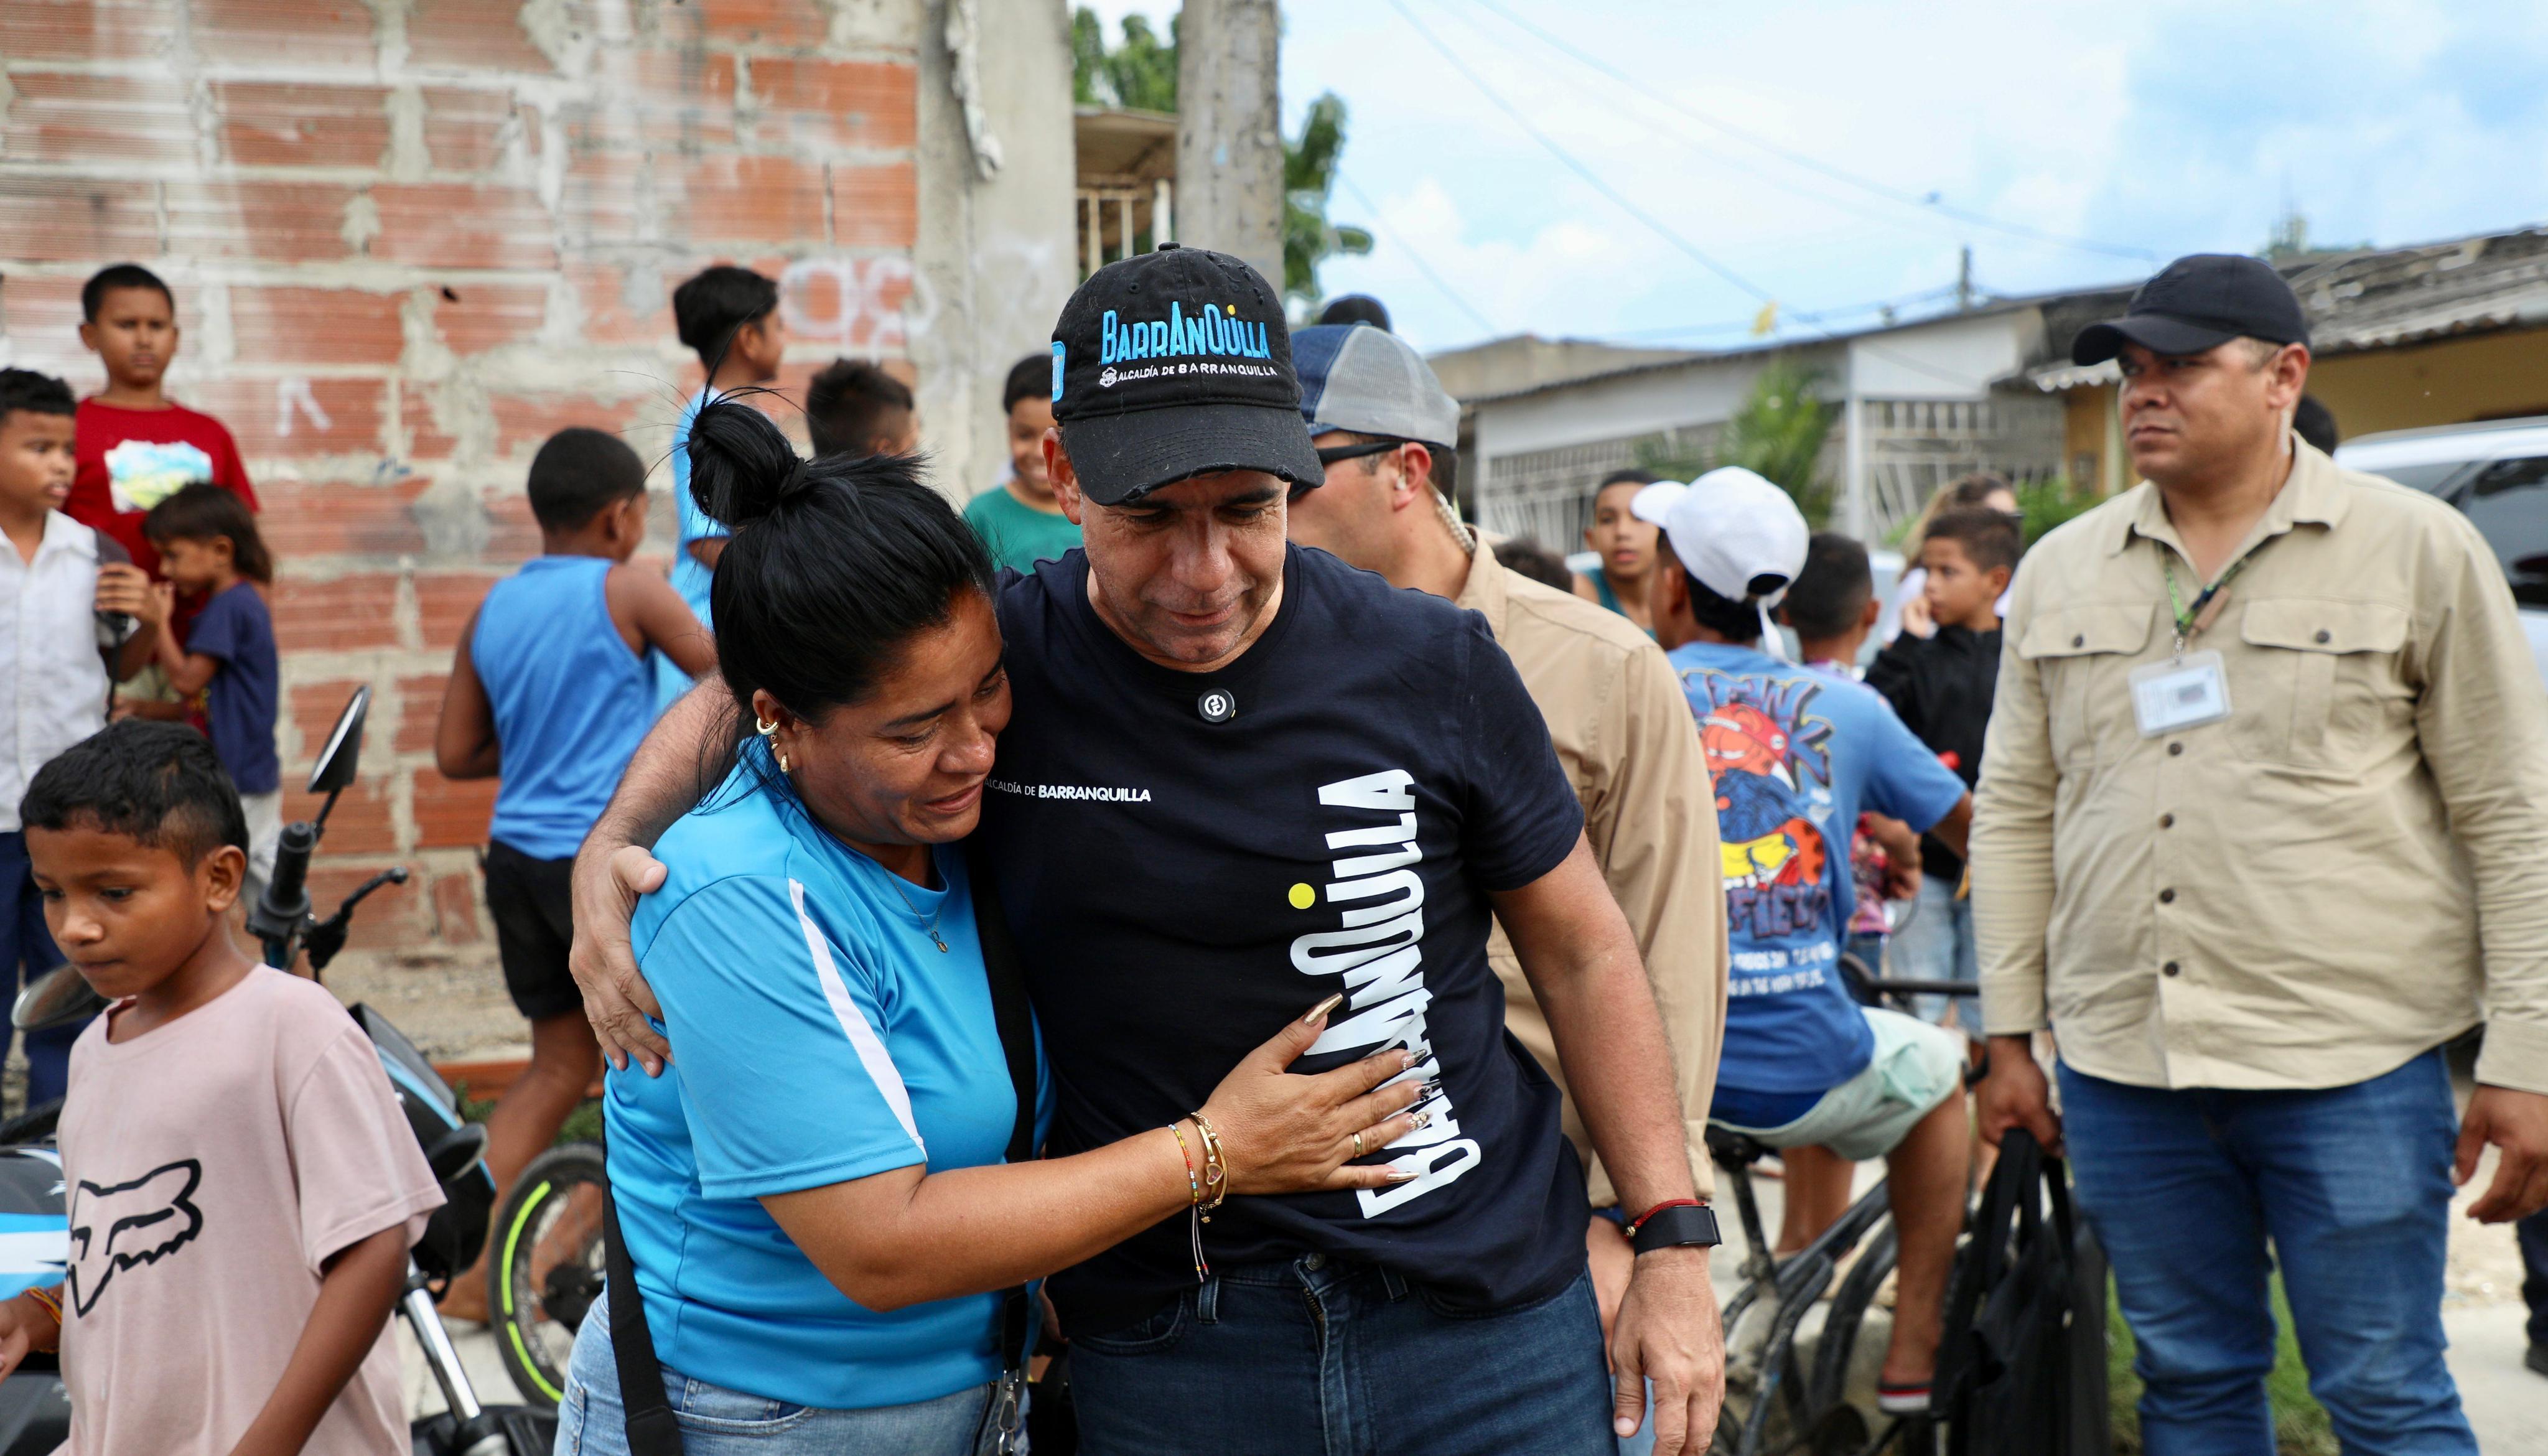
[483,841,582,1023]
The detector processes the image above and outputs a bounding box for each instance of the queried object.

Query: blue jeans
[1068,1258,1615,1456]
[556,1290,998,1455]
[2519,1207,2548,1350]
[0,833,81,1107]
[1885,873,1977,1028]
[2058,1053,2477,1455]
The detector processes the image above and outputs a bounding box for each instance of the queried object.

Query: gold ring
[1351,1130,1366,1157]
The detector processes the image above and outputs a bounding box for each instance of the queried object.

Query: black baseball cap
[2072,253,2311,366]
[1048,244,1324,505]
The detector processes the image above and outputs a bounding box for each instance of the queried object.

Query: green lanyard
[2162,551,2251,658]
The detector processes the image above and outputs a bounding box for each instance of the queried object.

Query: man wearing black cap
[1971,253,2548,1453]
[566,246,1722,1456]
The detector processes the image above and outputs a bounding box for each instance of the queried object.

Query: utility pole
[1175,0,1284,289]
[1956,245,1975,312]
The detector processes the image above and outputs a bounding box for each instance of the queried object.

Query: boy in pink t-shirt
[0,721,441,1456]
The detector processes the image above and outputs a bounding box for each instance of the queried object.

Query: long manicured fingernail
[1387,1167,1417,1182]
[1615,1417,1638,1437]
[1302,992,1344,1024]
[1411,1111,1430,1129]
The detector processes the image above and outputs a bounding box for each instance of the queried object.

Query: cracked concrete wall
[0,0,1067,1055]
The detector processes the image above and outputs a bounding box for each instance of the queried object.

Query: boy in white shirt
[0,367,160,1104]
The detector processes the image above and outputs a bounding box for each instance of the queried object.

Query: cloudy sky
[1081,0,2548,355]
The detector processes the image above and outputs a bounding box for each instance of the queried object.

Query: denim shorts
[556,1290,1000,1455]
[1714,1007,1962,1162]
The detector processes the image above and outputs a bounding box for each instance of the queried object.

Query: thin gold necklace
[880,859,949,953]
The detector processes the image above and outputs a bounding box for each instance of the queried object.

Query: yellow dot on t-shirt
[1287,883,1315,909]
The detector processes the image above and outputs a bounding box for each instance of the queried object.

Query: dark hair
[2294,394,2339,454]
[81,263,174,324]
[527,426,648,531]
[1002,353,1053,415]
[21,719,248,866]
[1492,538,1577,593]
[0,368,77,424]
[143,483,273,585]
[1781,532,1873,640]
[671,265,779,370]
[686,396,995,760]
[1315,295,1392,332]
[1597,468,1659,493]
[1663,555,1766,643]
[806,358,917,458]
[1923,506,2023,575]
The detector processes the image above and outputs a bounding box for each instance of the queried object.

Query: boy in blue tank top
[431,427,715,1320]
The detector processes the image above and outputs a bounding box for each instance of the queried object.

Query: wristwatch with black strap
[1623,1197,1722,1253]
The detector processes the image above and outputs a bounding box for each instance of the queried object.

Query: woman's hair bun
[686,394,814,530]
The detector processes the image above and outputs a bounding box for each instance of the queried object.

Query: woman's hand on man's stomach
[1198,994,1429,1194]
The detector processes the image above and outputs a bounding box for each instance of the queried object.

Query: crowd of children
[0,253,1115,1453]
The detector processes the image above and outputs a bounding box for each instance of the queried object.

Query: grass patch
[2106,1271,2336,1455]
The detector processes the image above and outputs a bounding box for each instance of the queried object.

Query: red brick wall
[0,0,922,1036]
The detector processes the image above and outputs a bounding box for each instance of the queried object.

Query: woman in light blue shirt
[557,400,1426,1456]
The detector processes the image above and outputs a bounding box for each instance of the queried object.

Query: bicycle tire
[489,1141,608,1410]
[1809,1218,1898,1417]
[0,1100,63,1146]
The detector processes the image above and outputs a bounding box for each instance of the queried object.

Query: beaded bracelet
[22,1285,61,1326]
[1168,1121,1203,1206]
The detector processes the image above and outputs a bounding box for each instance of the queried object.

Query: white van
[2335,416,2548,682]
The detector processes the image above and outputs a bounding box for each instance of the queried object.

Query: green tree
[1633,360,1837,523]
[1283,93,1373,309]
[1071,8,1178,113]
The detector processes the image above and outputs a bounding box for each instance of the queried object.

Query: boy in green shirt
[961,353,1082,571]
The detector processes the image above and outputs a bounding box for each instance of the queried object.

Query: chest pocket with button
[2229,598,2412,770]
[2015,603,2157,767]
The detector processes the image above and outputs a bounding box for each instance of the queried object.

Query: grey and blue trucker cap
[1293,324,1460,449]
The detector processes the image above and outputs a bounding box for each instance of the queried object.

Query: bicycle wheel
[1810,1218,1897,1416]
[490,1142,607,1409]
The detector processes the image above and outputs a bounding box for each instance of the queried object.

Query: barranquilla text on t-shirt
[1289,769,1479,1217]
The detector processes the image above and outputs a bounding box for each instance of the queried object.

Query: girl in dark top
[142,483,281,898]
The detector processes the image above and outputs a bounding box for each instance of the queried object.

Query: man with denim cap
[1286,322,1730,1451]
[567,248,1727,1455]
[1972,253,2548,1454]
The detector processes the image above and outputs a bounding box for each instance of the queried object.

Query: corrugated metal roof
[2017,225,2548,391]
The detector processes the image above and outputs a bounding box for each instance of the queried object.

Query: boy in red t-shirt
[67,264,259,581]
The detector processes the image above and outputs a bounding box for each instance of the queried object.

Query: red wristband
[1623,1198,1706,1237]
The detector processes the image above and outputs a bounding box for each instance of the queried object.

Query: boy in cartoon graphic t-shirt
[1638,468,1977,1417]
[64,266,259,586]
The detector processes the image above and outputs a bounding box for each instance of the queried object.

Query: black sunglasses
[1315,439,1404,467]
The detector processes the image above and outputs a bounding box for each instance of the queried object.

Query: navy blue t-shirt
[981,545,1589,1336]
[185,582,279,795]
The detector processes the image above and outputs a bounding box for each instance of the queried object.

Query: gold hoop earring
[755,717,780,737]
[778,752,791,774]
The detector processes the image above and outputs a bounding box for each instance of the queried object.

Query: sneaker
[1876,1381,1930,1416]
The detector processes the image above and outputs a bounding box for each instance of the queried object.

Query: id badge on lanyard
[2134,552,2241,738]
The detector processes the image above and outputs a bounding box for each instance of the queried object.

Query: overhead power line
[1332,170,1505,338]
[1384,0,1785,310]
[1458,0,2156,264]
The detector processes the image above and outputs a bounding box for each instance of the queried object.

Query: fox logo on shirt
[66,1160,204,1316]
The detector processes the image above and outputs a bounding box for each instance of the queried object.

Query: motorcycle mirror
[307,685,370,796]
[13,964,106,1032]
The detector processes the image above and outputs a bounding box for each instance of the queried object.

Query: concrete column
[1175,0,1284,287]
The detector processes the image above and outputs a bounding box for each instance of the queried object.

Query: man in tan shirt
[1972,254,2548,1454]
[1282,324,1728,1381]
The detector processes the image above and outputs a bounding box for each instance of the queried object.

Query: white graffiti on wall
[275,378,334,438]
[780,257,916,352]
